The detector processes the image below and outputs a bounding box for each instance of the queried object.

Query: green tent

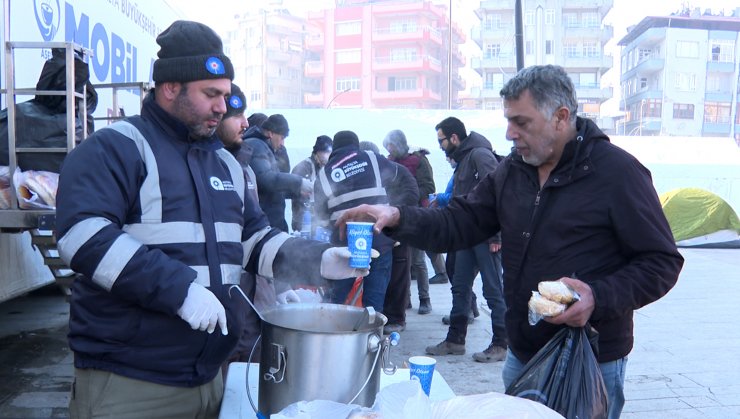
[660,188,740,247]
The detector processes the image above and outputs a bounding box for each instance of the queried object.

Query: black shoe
[442,314,474,325]
[418,298,432,315]
[407,300,412,309]
[429,273,449,284]
[471,302,480,318]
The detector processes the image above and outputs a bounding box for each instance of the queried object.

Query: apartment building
[304,0,466,109]
[223,10,308,109]
[471,0,613,120]
[618,9,740,137]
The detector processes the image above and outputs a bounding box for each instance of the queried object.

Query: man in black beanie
[290,135,333,232]
[217,82,248,152]
[244,113,312,231]
[56,20,372,419]
[314,130,419,317]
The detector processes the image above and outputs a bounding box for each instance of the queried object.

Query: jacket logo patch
[210,176,235,191]
[331,161,368,182]
[331,168,347,182]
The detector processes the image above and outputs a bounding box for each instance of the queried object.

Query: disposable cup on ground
[409,355,436,396]
[346,222,374,268]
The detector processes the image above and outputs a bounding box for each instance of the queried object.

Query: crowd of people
[55,20,683,419]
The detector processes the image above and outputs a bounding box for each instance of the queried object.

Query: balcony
[373,55,442,73]
[304,92,324,105]
[372,88,439,101]
[304,61,324,77]
[622,56,664,80]
[563,25,613,44]
[563,0,613,15]
[707,61,735,73]
[575,85,613,101]
[266,50,290,62]
[373,26,443,45]
[471,26,514,48]
[476,0,514,14]
[471,55,517,73]
[562,55,613,71]
[305,33,324,50]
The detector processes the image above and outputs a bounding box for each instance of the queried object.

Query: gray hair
[499,65,578,123]
[382,129,409,158]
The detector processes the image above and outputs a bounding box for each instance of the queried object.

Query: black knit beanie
[152,20,234,83]
[247,113,268,128]
[333,130,359,149]
[224,83,246,119]
[313,135,333,154]
[262,114,290,136]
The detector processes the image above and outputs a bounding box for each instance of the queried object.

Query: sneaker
[441,314,474,325]
[429,273,449,284]
[425,340,465,356]
[383,323,406,334]
[472,342,507,363]
[418,298,432,315]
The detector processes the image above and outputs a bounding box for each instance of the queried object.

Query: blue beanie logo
[206,57,226,75]
[229,95,243,110]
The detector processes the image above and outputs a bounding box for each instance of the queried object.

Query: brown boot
[472,342,507,363]
[425,340,465,356]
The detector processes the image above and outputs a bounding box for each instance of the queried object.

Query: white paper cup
[409,355,436,396]
[346,221,374,268]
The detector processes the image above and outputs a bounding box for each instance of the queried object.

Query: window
[564,42,578,58]
[525,11,535,25]
[676,41,699,58]
[390,48,417,62]
[583,41,599,58]
[645,99,662,117]
[638,48,652,61]
[709,40,735,63]
[391,77,416,91]
[640,77,648,90]
[336,49,361,64]
[563,13,578,28]
[389,20,417,34]
[485,43,501,59]
[706,73,722,92]
[336,21,361,36]
[484,72,504,90]
[704,102,731,123]
[582,12,599,28]
[485,14,502,30]
[545,9,555,25]
[250,90,261,102]
[674,72,696,91]
[673,103,694,119]
[578,73,596,87]
[546,40,553,55]
[336,77,360,92]
[525,40,533,55]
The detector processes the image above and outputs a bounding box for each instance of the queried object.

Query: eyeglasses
[437,136,448,144]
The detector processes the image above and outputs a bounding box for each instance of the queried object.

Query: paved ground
[0,248,738,418]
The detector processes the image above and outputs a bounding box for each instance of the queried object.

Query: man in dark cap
[244,113,312,231]
[217,82,248,152]
[314,130,418,316]
[290,135,332,232]
[55,21,371,418]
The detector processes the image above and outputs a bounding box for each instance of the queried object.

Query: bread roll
[528,291,566,317]
[538,280,577,304]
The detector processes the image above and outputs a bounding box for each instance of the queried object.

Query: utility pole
[514,0,524,71]
[447,0,453,109]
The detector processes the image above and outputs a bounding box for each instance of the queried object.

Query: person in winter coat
[314,130,419,313]
[244,114,312,231]
[337,65,683,419]
[290,135,333,232]
[383,129,446,316]
[423,117,508,364]
[55,21,370,419]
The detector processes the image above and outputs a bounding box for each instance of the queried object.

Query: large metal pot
[257,303,397,415]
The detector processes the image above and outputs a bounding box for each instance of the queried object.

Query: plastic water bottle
[300,209,311,239]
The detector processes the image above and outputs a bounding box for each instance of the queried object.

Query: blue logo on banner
[229,95,243,109]
[34,0,61,41]
[206,57,226,75]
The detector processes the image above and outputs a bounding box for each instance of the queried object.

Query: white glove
[320,247,380,280]
[276,289,301,304]
[300,178,313,196]
[177,282,228,335]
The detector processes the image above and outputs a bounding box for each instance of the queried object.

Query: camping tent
[660,188,740,248]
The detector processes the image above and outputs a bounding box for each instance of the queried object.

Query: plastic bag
[431,392,564,419]
[505,326,608,419]
[372,380,431,419]
[272,399,360,419]
[0,166,14,209]
[13,169,58,209]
